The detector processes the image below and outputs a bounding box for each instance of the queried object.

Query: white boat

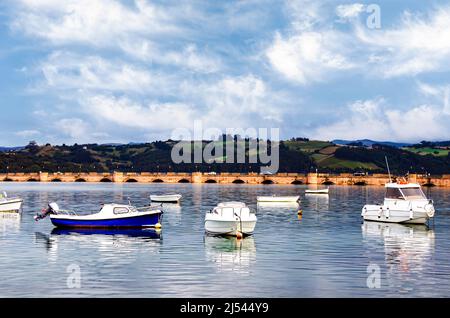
[256,195,300,202]
[0,192,23,213]
[361,182,435,224]
[150,194,182,203]
[205,202,257,237]
[305,188,329,195]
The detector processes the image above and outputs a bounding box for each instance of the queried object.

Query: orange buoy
[236,231,243,239]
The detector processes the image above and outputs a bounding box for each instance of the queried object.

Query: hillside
[0,139,449,174]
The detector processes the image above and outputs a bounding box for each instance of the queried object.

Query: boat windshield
[400,187,426,200]
[385,187,404,200]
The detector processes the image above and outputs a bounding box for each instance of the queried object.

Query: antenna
[385,156,392,183]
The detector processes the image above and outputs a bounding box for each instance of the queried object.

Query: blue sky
[1,0,450,146]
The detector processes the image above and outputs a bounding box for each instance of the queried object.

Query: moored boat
[150,194,182,203]
[205,202,257,237]
[361,182,435,224]
[35,202,163,228]
[256,195,300,203]
[305,188,329,195]
[0,191,23,213]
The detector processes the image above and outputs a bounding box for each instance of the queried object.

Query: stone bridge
[1,172,449,186]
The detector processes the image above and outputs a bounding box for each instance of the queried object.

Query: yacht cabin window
[113,207,129,214]
[385,188,404,200]
[400,187,426,200]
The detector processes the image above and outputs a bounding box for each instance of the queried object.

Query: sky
[1,0,450,146]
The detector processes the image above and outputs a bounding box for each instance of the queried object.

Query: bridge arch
[205,179,217,183]
[232,179,245,184]
[354,181,367,186]
[100,178,112,183]
[75,178,86,182]
[291,180,303,185]
[3,177,13,182]
[51,178,62,182]
[261,179,275,185]
[27,178,39,182]
[178,178,190,183]
[152,179,164,183]
[125,178,138,183]
[323,180,334,185]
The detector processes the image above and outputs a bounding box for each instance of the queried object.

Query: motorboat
[205,202,257,237]
[34,202,163,228]
[150,194,182,203]
[256,195,300,202]
[305,188,329,195]
[0,191,23,213]
[361,181,435,224]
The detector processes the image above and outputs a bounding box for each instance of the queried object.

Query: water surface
[0,183,449,297]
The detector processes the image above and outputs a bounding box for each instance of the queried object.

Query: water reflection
[204,236,256,273]
[257,202,300,209]
[305,193,329,211]
[0,212,21,234]
[362,221,435,290]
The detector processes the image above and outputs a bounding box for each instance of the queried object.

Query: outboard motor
[34,202,60,222]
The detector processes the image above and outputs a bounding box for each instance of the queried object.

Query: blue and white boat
[35,202,163,229]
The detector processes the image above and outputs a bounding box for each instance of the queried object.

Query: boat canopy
[385,183,427,200]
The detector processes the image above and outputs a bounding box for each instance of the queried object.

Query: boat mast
[385,156,392,183]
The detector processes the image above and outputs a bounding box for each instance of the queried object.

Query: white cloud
[11,0,179,46]
[55,118,91,142]
[81,95,197,132]
[39,51,162,93]
[355,6,450,77]
[417,82,450,115]
[15,130,40,138]
[120,41,221,73]
[336,3,365,20]
[266,31,354,84]
[313,98,450,142]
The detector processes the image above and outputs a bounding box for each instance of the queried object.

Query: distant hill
[0,139,449,174]
[332,139,413,148]
[0,146,25,152]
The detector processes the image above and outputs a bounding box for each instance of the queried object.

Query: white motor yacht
[362,182,435,224]
[205,202,257,237]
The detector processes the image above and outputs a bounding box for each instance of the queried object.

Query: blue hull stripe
[51,213,162,228]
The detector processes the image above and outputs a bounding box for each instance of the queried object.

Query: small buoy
[236,231,243,239]
[155,223,162,229]
[297,210,303,215]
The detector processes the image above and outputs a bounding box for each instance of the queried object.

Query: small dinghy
[0,191,23,213]
[362,181,435,224]
[205,202,257,238]
[150,194,182,203]
[34,202,163,228]
[305,188,329,195]
[256,195,300,203]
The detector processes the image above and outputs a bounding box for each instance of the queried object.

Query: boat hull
[362,206,430,224]
[205,220,256,237]
[50,212,163,228]
[150,195,182,203]
[0,199,23,212]
[256,196,299,202]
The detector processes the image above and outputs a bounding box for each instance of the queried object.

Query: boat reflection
[305,193,329,211]
[362,221,435,278]
[204,235,256,273]
[0,212,21,234]
[51,227,162,239]
[257,201,300,209]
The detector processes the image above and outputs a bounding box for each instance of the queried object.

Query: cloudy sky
[1,0,450,146]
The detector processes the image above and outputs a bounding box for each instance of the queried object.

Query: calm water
[0,182,449,298]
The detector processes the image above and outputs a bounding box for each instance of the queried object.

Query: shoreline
[1,172,449,187]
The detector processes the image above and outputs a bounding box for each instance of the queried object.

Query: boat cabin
[385,183,427,201]
[212,202,252,218]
